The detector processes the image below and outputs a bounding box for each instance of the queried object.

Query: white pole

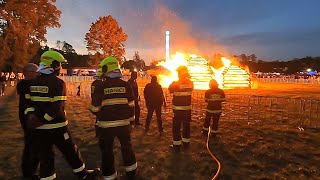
[166,30,170,61]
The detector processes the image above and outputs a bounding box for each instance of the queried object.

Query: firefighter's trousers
[172,110,191,147]
[134,100,141,124]
[145,105,163,132]
[31,126,85,179]
[22,130,39,177]
[203,112,221,133]
[98,125,137,179]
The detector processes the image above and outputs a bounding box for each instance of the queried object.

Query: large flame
[157,52,250,89]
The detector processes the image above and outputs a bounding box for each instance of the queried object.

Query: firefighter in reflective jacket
[24,50,100,180]
[168,66,194,152]
[90,57,137,180]
[202,79,225,136]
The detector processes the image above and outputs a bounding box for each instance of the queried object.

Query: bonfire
[157,52,251,89]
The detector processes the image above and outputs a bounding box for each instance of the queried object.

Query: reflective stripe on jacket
[24,74,67,128]
[90,77,135,128]
[168,78,194,111]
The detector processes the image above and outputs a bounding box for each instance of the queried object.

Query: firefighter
[144,76,166,135]
[90,57,137,180]
[17,63,40,178]
[92,68,105,137]
[127,71,141,126]
[202,79,225,136]
[168,66,194,152]
[24,50,100,180]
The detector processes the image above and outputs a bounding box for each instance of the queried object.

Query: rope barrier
[206,127,221,180]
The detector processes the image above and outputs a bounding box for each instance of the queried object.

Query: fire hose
[206,127,221,180]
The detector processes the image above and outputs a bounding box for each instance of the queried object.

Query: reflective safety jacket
[168,78,194,111]
[24,74,68,129]
[90,77,135,128]
[204,88,225,113]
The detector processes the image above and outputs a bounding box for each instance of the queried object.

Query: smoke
[120,2,228,62]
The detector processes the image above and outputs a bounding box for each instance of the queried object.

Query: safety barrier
[256,77,320,85]
[58,75,150,82]
[59,76,94,82]
[65,81,319,128]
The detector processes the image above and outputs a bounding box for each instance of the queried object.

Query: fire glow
[157,52,251,89]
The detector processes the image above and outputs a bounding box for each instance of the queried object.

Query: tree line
[1,0,128,71]
[234,54,320,74]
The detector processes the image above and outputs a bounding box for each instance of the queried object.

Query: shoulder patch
[30,86,49,93]
[104,87,126,94]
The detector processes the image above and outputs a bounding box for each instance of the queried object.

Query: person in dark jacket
[0,72,6,96]
[17,63,40,179]
[144,76,166,136]
[24,50,100,180]
[168,66,194,152]
[127,71,141,126]
[90,57,137,180]
[202,79,225,136]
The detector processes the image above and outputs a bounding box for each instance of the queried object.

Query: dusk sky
[46,0,320,63]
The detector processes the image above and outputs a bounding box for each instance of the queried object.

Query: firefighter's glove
[26,114,43,129]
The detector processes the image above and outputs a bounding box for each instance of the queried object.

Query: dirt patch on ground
[0,83,319,179]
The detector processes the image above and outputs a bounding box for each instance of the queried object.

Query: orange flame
[157,52,251,89]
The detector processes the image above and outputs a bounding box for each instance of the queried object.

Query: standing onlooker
[202,79,225,136]
[144,76,166,136]
[128,71,142,126]
[10,71,16,86]
[0,72,6,96]
[17,63,40,178]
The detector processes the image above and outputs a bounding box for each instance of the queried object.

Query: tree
[249,54,257,62]
[239,54,248,62]
[0,0,61,69]
[133,51,146,71]
[56,40,76,54]
[85,15,128,67]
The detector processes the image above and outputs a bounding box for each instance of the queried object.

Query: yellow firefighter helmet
[99,57,121,74]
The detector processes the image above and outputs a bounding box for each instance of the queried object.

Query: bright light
[156,52,251,89]
[307,68,312,72]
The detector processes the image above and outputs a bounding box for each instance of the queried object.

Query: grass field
[0,81,319,179]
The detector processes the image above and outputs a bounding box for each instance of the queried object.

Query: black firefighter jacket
[204,88,226,113]
[90,77,135,128]
[168,78,194,111]
[24,74,68,129]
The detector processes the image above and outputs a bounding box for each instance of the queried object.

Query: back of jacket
[90,77,135,127]
[168,78,194,111]
[128,79,139,100]
[205,88,225,113]
[144,82,164,106]
[25,74,67,129]
[17,79,32,130]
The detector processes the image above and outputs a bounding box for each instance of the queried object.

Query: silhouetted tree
[249,54,257,62]
[133,51,146,71]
